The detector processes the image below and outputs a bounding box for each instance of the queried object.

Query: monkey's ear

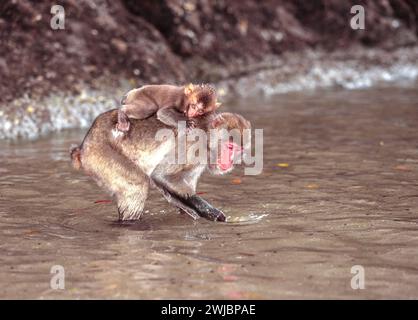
[184,83,195,96]
[210,114,225,129]
[215,102,222,109]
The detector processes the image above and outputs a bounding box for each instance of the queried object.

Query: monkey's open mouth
[217,159,233,171]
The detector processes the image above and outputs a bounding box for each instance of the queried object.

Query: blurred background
[1,0,418,139]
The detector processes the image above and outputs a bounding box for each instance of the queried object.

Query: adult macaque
[70,109,250,222]
[117,84,221,132]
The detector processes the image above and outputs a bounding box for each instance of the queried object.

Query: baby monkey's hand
[186,119,197,133]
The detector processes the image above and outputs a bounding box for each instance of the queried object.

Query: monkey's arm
[153,182,200,220]
[156,182,226,222]
[150,173,226,222]
[156,107,190,128]
[182,195,226,222]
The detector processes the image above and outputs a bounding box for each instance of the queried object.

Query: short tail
[70,145,82,170]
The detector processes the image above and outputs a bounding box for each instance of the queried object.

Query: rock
[0,0,417,104]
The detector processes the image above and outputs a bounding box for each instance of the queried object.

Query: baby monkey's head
[184,83,221,118]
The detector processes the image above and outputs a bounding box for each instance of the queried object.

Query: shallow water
[1,86,418,299]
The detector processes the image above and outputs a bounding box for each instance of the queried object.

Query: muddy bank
[1,0,418,102]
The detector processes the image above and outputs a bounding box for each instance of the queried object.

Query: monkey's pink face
[187,103,205,118]
[215,142,243,173]
[207,112,251,175]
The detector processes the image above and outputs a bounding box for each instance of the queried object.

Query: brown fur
[124,84,185,113]
[124,83,218,116]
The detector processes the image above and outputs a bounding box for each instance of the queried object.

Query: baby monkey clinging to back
[117,84,221,132]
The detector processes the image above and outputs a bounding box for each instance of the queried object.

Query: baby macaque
[117,83,221,132]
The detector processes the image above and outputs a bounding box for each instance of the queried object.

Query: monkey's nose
[188,109,199,117]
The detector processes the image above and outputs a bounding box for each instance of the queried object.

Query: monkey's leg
[117,103,158,132]
[81,139,150,221]
[116,181,149,221]
[157,108,188,128]
[123,103,158,120]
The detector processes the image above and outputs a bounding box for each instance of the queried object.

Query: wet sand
[0,85,417,299]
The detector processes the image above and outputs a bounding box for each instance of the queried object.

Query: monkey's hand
[185,195,226,222]
[186,119,196,133]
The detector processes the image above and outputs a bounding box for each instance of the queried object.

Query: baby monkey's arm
[157,107,193,128]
